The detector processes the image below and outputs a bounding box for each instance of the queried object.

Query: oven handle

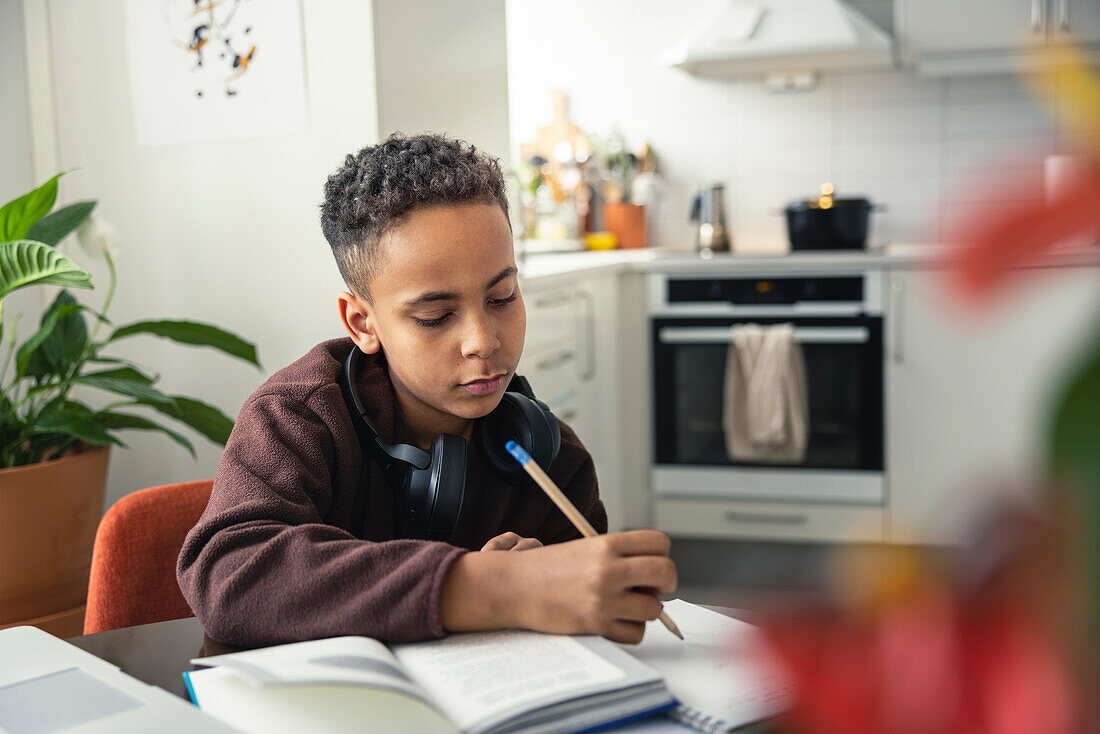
[657,325,870,344]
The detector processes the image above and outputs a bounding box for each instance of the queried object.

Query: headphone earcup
[404,432,467,540]
[478,392,561,485]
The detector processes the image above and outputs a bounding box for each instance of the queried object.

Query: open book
[184,628,677,734]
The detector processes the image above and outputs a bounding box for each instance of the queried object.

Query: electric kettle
[689,183,731,256]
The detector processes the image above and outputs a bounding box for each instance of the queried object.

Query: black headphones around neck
[339,347,561,540]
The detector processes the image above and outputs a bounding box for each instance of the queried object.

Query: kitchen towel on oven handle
[722,323,809,463]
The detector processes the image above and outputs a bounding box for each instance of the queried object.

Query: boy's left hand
[481,532,543,552]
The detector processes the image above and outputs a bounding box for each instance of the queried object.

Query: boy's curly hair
[321,133,510,299]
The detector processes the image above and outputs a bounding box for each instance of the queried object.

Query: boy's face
[339,202,525,443]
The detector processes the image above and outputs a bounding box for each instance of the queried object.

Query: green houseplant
[0,172,260,636]
[0,172,260,466]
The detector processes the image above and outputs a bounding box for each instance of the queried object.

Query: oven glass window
[654,317,883,471]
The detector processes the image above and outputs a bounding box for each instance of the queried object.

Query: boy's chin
[449,393,506,420]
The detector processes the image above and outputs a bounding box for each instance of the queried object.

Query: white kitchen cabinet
[653,498,885,544]
[1060,0,1100,44]
[899,0,1041,57]
[897,0,1100,74]
[520,284,588,433]
[519,275,631,530]
[885,266,1100,544]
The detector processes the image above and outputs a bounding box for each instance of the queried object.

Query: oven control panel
[668,276,862,305]
[649,272,883,316]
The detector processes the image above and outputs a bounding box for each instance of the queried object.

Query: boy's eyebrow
[402,267,518,308]
[485,266,518,290]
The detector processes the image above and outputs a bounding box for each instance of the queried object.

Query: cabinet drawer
[522,341,580,411]
[653,498,884,543]
[525,286,579,353]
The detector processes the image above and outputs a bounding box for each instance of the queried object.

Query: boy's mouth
[460,373,506,396]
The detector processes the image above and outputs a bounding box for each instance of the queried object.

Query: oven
[650,271,885,508]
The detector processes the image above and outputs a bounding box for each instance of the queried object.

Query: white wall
[31,0,512,509]
[1,0,34,202]
[39,0,377,507]
[505,0,1065,253]
[1,0,41,326]
[374,0,511,171]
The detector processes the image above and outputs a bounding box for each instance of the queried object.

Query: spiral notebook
[617,600,793,733]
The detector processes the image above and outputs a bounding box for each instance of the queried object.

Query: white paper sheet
[620,600,793,732]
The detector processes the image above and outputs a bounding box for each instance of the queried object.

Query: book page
[620,600,793,731]
[192,636,431,707]
[391,630,626,732]
[186,666,457,734]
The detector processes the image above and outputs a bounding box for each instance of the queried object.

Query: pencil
[505,440,684,641]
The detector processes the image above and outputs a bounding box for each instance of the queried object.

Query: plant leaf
[79,366,156,386]
[108,320,261,367]
[0,172,65,241]
[98,411,196,458]
[25,200,97,246]
[15,302,83,378]
[86,356,156,379]
[27,411,124,448]
[0,240,93,299]
[1049,334,1100,615]
[141,396,234,445]
[70,372,179,407]
[23,291,88,380]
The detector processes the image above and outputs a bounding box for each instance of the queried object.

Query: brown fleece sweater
[176,338,606,647]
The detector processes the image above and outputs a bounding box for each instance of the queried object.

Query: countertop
[517,243,1100,288]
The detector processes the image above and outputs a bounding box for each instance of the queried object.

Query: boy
[177,133,676,648]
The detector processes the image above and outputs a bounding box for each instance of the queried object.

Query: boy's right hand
[507,530,677,644]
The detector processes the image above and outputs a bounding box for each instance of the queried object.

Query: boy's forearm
[439,550,526,631]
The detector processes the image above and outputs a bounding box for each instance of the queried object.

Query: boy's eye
[413,313,451,328]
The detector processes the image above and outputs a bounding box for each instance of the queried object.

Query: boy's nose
[460,316,500,359]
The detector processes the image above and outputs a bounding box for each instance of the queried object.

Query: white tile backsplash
[834,101,942,142]
[506,1,1070,251]
[836,69,944,105]
[833,138,942,176]
[945,97,1055,139]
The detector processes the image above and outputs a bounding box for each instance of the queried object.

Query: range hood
[661,0,895,77]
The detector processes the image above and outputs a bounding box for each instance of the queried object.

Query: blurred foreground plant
[762,41,1100,734]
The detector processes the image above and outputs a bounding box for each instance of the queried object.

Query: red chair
[83,480,213,635]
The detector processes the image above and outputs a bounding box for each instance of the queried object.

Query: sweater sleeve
[536,422,609,544]
[176,389,466,647]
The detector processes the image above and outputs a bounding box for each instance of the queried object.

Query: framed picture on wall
[124,0,308,146]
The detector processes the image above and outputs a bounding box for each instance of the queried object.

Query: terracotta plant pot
[603,203,647,249]
[0,446,110,637]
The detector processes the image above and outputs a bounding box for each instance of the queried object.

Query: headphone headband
[338,345,560,540]
[341,348,430,470]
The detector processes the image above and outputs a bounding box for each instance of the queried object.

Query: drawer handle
[724,511,807,525]
[536,350,575,371]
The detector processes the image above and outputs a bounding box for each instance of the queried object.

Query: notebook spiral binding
[668,705,729,734]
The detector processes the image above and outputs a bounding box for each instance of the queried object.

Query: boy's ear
[337,291,382,354]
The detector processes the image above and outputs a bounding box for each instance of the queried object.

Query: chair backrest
[83,479,213,635]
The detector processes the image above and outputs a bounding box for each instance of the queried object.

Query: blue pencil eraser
[505,440,531,466]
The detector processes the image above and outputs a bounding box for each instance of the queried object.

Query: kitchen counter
[517,243,1100,288]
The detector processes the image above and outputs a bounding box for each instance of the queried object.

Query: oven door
[652,315,884,504]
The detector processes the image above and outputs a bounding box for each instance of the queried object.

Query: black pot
[785,197,875,251]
